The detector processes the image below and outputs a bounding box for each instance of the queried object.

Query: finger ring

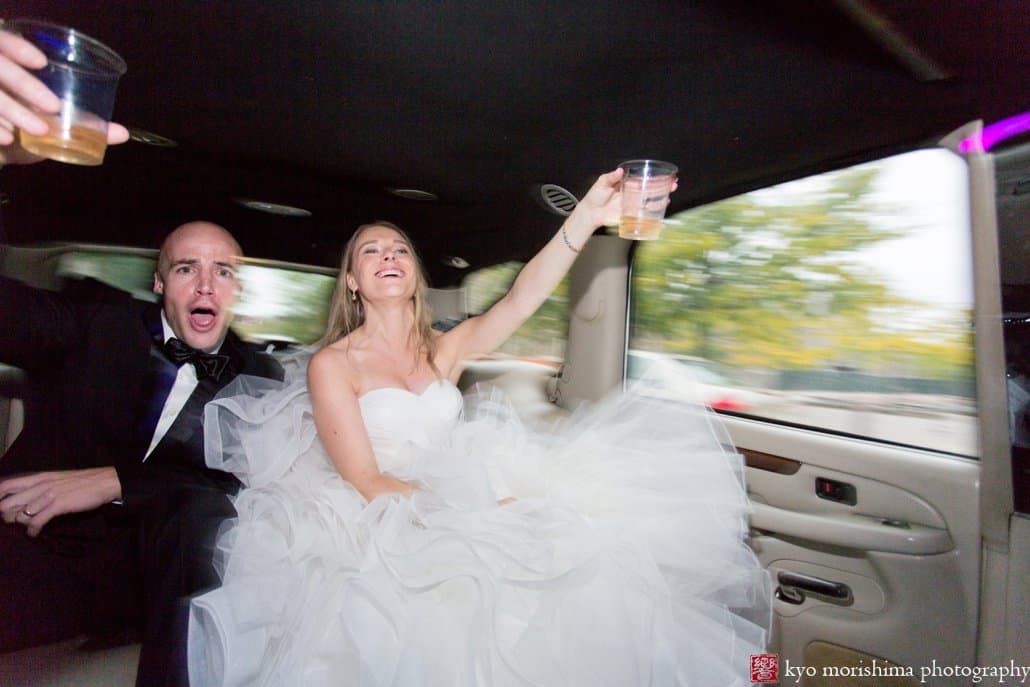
[22,508,34,518]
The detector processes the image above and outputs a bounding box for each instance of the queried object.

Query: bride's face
[346,225,418,302]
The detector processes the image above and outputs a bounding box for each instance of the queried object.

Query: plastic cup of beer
[617,159,678,240]
[8,19,127,166]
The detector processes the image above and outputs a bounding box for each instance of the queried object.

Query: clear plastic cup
[8,19,127,166]
[618,159,678,240]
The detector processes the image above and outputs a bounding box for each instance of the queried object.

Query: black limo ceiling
[1,1,1027,286]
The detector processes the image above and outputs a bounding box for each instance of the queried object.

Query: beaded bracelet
[561,224,580,254]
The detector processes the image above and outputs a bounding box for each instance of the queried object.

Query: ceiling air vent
[128,127,178,147]
[539,184,578,216]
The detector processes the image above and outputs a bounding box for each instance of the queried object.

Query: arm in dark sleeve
[246,354,285,383]
[0,274,83,370]
[115,460,240,512]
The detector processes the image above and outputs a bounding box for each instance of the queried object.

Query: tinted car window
[629,148,977,456]
[58,250,337,346]
[463,261,568,363]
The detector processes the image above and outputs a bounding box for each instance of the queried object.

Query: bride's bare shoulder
[309,339,360,392]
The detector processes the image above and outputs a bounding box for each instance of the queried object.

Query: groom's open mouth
[189,306,219,331]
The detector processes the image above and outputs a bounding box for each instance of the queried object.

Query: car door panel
[724,416,980,685]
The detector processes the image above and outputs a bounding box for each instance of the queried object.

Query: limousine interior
[1,1,1027,685]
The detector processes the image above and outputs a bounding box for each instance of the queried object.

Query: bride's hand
[571,167,680,230]
[570,168,624,229]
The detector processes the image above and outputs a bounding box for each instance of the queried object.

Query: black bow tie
[162,337,230,381]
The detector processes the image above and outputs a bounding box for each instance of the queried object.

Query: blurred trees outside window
[462,262,568,362]
[58,251,336,346]
[630,148,977,456]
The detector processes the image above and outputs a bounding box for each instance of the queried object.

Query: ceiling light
[443,256,470,269]
[234,198,312,217]
[387,188,438,201]
[127,127,178,147]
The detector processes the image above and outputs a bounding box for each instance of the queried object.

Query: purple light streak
[959,111,1030,153]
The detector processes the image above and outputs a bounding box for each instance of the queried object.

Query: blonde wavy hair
[317,221,437,368]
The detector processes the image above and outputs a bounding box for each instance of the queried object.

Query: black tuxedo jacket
[0,275,282,509]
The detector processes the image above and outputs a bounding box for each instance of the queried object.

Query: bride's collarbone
[349,345,457,396]
[357,364,443,397]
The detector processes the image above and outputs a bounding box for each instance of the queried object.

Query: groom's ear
[153,271,164,295]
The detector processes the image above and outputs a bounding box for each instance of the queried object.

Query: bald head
[152,221,243,351]
[157,222,242,277]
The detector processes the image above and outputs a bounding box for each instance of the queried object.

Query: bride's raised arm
[439,169,625,369]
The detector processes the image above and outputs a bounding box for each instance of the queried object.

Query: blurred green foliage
[630,163,974,385]
[232,266,336,345]
[463,262,568,360]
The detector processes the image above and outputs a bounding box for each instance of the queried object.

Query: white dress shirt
[143,313,225,460]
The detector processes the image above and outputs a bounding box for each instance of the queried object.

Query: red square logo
[750,653,779,683]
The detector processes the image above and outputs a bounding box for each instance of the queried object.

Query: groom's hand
[0,26,129,164]
[0,467,122,536]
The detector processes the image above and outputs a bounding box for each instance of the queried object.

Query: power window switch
[815,477,856,506]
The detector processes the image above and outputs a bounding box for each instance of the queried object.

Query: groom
[0,221,283,686]
[0,26,281,687]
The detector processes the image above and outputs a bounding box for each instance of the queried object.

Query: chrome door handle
[777,570,854,606]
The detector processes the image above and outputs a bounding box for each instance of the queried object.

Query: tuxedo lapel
[147,375,219,468]
[145,332,248,468]
[131,307,177,457]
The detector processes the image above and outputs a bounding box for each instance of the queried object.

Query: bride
[188,169,771,686]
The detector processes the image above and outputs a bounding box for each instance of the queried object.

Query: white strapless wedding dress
[188,356,771,687]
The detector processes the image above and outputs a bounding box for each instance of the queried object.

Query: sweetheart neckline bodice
[358,379,459,403]
[357,380,463,470]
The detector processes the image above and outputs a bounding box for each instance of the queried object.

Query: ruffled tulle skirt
[188,356,771,687]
